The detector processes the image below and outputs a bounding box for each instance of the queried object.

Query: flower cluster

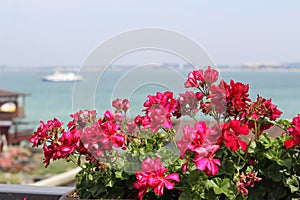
[221,120,249,152]
[285,114,300,148]
[177,122,221,176]
[141,91,177,132]
[30,66,300,200]
[184,66,219,88]
[29,118,82,167]
[133,157,180,199]
[236,172,262,196]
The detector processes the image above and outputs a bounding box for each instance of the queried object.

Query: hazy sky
[1,0,299,66]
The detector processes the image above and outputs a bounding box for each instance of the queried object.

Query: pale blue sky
[0,0,299,66]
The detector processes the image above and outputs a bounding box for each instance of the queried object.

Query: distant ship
[42,72,83,82]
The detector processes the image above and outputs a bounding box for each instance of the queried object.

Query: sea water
[0,69,299,129]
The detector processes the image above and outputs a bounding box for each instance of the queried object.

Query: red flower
[204,66,219,86]
[112,98,130,112]
[184,66,219,88]
[80,123,112,159]
[29,118,92,167]
[134,115,151,127]
[177,121,222,175]
[223,120,249,151]
[237,172,261,196]
[112,98,123,110]
[99,111,127,149]
[70,110,97,128]
[226,80,251,117]
[292,114,300,125]
[63,129,80,144]
[122,99,130,112]
[182,161,188,172]
[133,177,148,200]
[177,122,207,158]
[134,157,180,199]
[194,145,221,176]
[103,110,116,121]
[184,69,204,88]
[146,105,172,132]
[247,96,282,132]
[284,114,300,149]
[188,122,208,152]
[177,125,194,158]
[29,121,49,147]
[209,80,251,117]
[143,91,177,119]
[125,121,138,134]
[78,110,127,160]
[200,102,213,114]
[237,182,249,196]
[42,130,78,167]
[174,91,203,118]
[285,138,298,149]
[209,80,227,113]
[29,118,64,147]
[111,134,126,149]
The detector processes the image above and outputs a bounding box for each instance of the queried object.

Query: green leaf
[220,159,236,176]
[187,170,206,184]
[247,140,256,154]
[259,133,275,149]
[277,149,292,169]
[105,186,124,199]
[207,178,235,198]
[89,183,105,197]
[88,174,93,181]
[248,184,266,200]
[286,176,299,193]
[269,184,287,199]
[265,149,277,161]
[264,163,282,182]
[278,119,291,127]
[204,189,219,200]
[105,179,114,187]
[114,171,129,180]
[179,191,192,200]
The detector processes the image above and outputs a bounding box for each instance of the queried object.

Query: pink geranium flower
[204,66,219,86]
[143,91,177,118]
[174,91,203,118]
[194,145,221,176]
[146,105,172,132]
[134,157,180,200]
[112,98,130,112]
[184,69,204,88]
[184,66,219,88]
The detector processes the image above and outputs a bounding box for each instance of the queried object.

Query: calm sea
[0,69,299,129]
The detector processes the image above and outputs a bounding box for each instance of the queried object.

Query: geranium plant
[30,67,300,200]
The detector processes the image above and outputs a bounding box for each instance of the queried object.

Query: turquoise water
[0,70,299,128]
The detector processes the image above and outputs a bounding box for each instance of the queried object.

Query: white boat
[42,72,83,82]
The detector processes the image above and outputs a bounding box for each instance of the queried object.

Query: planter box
[0,184,73,200]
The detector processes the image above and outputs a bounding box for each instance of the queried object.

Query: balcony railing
[0,167,80,200]
[0,184,73,200]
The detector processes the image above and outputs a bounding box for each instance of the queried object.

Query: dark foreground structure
[0,184,72,200]
[0,89,33,151]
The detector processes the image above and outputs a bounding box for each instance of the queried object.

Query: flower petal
[166,173,180,182]
[195,158,208,171]
[164,180,175,190]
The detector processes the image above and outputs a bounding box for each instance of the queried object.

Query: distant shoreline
[1,64,300,72]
